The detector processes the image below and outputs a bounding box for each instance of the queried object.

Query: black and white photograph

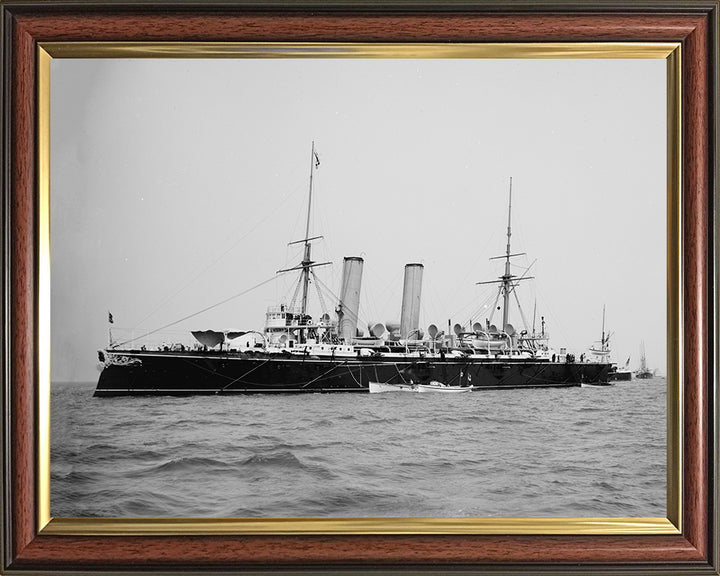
[50,55,667,519]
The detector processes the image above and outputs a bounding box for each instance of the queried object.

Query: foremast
[300,141,318,316]
[274,142,331,344]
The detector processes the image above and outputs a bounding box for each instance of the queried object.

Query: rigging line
[482,260,536,327]
[316,275,367,328]
[444,365,467,386]
[512,289,530,332]
[131,182,304,332]
[421,274,441,325]
[506,259,538,298]
[217,360,271,393]
[279,274,297,306]
[114,274,278,348]
[448,279,498,320]
[312,274,340,304]
[289,272,304,310]
[488,288,502,325]
[310,270,328,315]
[393,363,409,384]
[465,289,502,323]
[356,264,380,326]
[368,265,404,309]
[345,365,364,387]
[313,274,362,325]
[300,361,349,388]
[448,286,496,326]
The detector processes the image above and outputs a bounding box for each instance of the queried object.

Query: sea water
[51,379,666,518]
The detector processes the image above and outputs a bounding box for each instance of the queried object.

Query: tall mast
[601,304,606,350]
[502,177,513,329]
[475,177,533,332]
[300,141,316,316]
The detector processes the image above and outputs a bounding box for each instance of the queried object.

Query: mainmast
[476,178,533,332]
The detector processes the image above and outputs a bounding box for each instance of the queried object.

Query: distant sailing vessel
[95,147,611,396]
[635,341,654,379]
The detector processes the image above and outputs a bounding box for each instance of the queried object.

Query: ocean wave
[51,469,99,482]
[293,485,399,514]
[241,450,305,468]
[126,456,235,476]
[592,480,621,492]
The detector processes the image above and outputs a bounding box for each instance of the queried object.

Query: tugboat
[95,150,611,396]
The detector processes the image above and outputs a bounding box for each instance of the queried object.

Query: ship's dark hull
[94,351,611,396]
[609,370,633,381]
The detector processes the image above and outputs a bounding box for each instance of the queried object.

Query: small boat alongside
[369,381,473,393]
[418,382,473,393]
[369,381,416,393]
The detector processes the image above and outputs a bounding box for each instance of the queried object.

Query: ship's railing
[105,328,196,351]
[266,305,303,315]
[105,328,265,352]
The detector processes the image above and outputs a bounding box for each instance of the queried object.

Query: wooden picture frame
[1,1,717,573]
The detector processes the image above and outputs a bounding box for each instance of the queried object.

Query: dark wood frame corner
[1,1,717,574]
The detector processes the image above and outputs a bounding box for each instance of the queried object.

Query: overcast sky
[50,57,666,382]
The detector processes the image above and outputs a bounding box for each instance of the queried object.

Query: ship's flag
[314,151,320,168]
[108,311,114,324]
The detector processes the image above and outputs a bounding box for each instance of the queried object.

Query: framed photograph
[1,1,717,574]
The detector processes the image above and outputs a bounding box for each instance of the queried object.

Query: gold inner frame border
[36,41,682,536]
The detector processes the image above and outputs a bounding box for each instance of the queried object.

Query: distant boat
[588,305,612,362]
[610,356,633,381]
[589,306,630,382]
[635,341,654,379]
[369,381,472,394]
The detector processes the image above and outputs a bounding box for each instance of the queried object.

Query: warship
[95,147,611,396]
